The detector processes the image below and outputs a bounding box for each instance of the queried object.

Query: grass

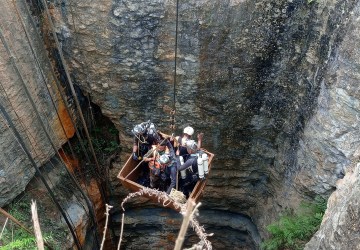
[261,196,327,250]
[73,124,119,159]
[1,198,67,250]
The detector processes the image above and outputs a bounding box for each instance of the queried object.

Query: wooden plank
[118,148,214,211]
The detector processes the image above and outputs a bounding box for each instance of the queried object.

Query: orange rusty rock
[59,149,78,173]
[57,99,75,138]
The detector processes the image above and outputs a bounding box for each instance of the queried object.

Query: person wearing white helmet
[175,126,204,156]
[177,140,199,172]
[148,138,177,194]
[176,139,204,197]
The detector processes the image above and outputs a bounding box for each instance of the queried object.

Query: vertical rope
[39,0,104,184]
[11,0,76,159]
[12,0,99,229]
[172,0,180,133]
[0,26,84,249]
[0,103,82,250]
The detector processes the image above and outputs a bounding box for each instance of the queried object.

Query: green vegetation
[74,124,119,157]
[0,227,54,250]
[0,229,37,250]
[262,196,327,250]
[1,199,66,250]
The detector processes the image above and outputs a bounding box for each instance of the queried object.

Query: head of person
[132,123,147,137]
[157,140,167,154]
[183,126,194,137]
[158,154,171,167]
[186,140,198,154]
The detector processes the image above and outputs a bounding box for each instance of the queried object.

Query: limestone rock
[304,162,360,250]
[48,0,360,241]
[0,0,360,248]
[0,1,74,206]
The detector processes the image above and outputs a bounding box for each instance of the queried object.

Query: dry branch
[31,200,44,250]
[100,204,113,250]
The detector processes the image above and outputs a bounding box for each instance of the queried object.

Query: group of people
[131,120,207,197]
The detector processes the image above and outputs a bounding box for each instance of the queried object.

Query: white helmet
[147,123,157,135]
[183,126,194,136]
[159,154,170,165]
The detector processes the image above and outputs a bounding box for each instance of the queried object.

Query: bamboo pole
[0,207,53,249]
[31,201,44,250]
[174,199,196,250]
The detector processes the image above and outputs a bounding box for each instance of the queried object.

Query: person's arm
[132,137,139,160]
[143,157,154,162]
[166,140,176,159]
[177,158,196,171]
[197,133,204,149]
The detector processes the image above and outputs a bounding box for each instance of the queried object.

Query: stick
[0,207,53,249]
[174,199,196,250]
[31,200,44,250]
[124,137,167,180]
[100,204,113,250]
[0,218,8,240]
[176,171,179,190]
[117,213,125,250]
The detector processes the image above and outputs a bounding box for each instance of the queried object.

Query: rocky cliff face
[51,0,360,236]
[305,162,360,250]
[1,0,360,248]
[0,1,74,207]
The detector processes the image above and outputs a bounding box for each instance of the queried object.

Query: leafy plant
[0,234,36,250]
[104,140,119,153]
[262,196,327,250]
[2,199,64,250]
[0,228,55,250]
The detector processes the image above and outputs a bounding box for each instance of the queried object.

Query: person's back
[176,140,201,197]
[148,139,177,194]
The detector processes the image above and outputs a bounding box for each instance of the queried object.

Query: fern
[262,196,327,250]
[0,236,36,250]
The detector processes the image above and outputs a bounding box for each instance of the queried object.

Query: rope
[67,0,96,127]
[39,0,105,187]
[39,0,110,214]
[0,103,82,250]
[22,0,95,168]
[20,8,104,246]
[0,23,84,249]
[11,0,76,159]
[171,0,180,133]
[12,1,100,236]
[0,77,82,250]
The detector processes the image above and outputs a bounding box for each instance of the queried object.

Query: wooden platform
[117,149,214,211]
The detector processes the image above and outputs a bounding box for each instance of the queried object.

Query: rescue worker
[175,126,204,156]
[176,140,203,197]
[131,121,159,161]
[148,139,177,194]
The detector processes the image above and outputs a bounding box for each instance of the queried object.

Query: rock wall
[51,0,360,237]
[0,0,360,248]
[0,1,75,206]
[304,162,360,250]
